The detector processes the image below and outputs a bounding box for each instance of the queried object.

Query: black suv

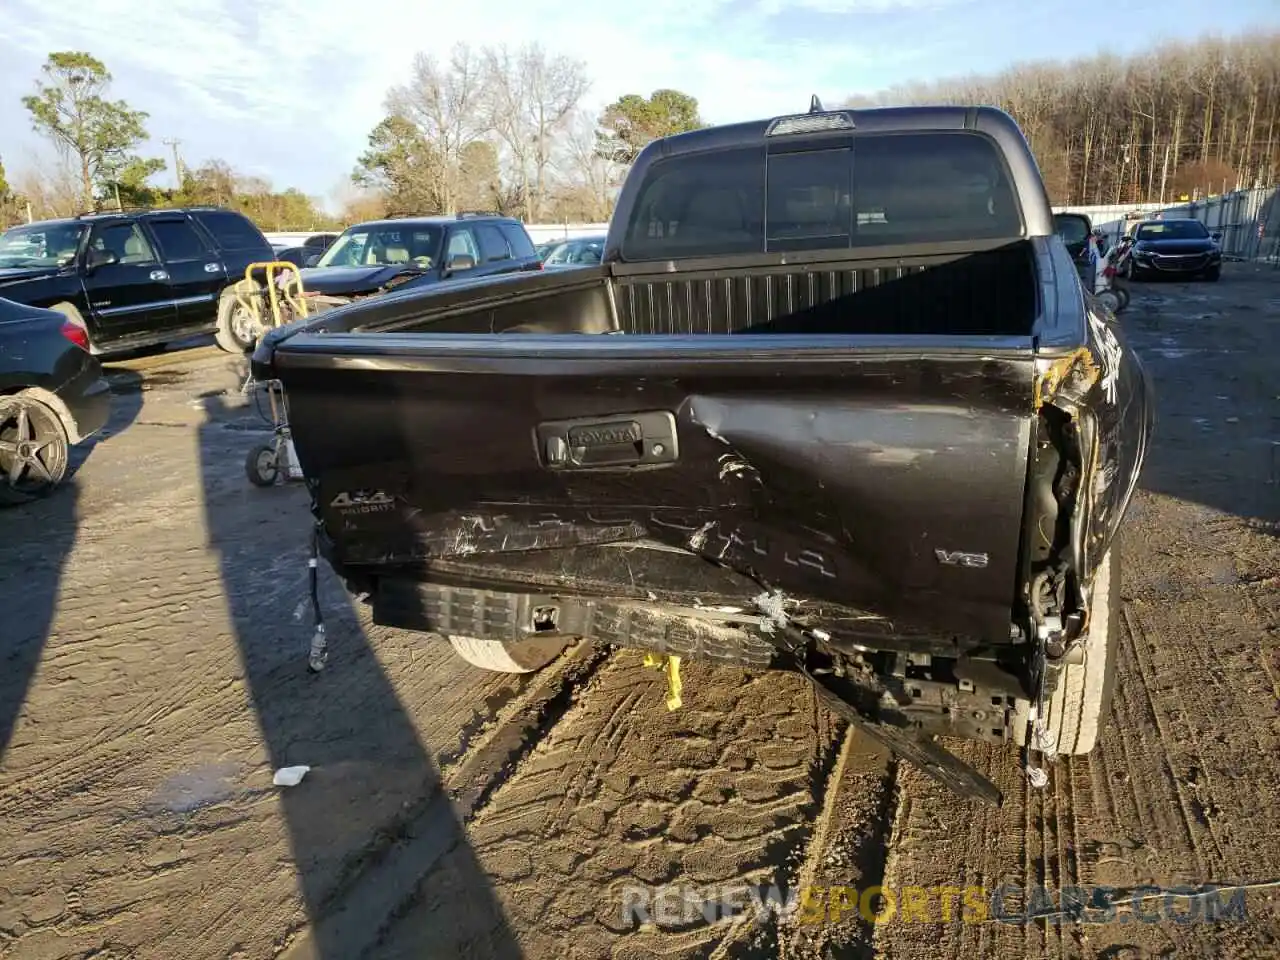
[0,207,276,356]
[300,213,542,304]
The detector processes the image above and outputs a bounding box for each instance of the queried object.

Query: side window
[147,219,210,261]
[573,242,603,264]
[445,228,480,262]
[497,223,537,260]
[90,222,157,265]
[190,211,269,251]
[475,224,511,262]
[543,242,571,265]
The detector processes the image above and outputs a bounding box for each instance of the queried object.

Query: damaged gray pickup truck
[252,101,1154,804]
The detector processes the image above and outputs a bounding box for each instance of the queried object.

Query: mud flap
[772,627,1003,806]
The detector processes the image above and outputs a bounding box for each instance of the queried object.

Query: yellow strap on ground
[665,655,682,711]
[641,652,683,710]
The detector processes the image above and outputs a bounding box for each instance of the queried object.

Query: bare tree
[388,44,489,214]
[481,43,588,221]
[11,152,83,219]
[556,108,621,222]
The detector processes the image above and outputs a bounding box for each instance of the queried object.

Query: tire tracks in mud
[276,639,617,960]
[375,657,849,960]
[852,507,1280,960]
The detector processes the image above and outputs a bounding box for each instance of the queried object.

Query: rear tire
[1096,290,1120,313]
[448,635,568,673]
[1013,547,1120,756]
[0,393,71,506]
[216,291,260,354]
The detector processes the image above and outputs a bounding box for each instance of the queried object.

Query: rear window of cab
[621,131,1023,261]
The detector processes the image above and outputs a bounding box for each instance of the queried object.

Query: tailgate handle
[537,411,679,470]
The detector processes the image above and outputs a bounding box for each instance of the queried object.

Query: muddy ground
[1,264,1278,960]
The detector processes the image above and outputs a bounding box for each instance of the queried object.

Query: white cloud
[0,0,946,198]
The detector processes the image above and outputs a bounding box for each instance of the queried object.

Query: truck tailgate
[270,333,1038,644]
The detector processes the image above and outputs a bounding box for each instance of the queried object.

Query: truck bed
[330,240,1040,340]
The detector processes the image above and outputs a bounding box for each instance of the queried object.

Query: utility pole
[1158,141,1171,206]
[162,138,184,190]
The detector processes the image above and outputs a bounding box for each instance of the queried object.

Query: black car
[1124,217,1222,281]
[271,233,340,268]
[298,214,542,305]
[539,235,606,269]
[0,296,111,504]
[0,207,277,356]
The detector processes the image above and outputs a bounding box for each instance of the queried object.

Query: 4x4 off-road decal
[330,490,395,514]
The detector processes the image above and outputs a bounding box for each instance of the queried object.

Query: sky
[1,0,1277,210]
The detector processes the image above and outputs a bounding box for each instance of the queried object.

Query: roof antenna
[809,94,825,114]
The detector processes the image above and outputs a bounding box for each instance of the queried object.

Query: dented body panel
[264,338,1041,645]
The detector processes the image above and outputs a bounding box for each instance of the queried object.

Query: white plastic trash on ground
[273,765,311,787]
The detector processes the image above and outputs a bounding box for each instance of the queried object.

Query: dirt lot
[1,265,1278,960]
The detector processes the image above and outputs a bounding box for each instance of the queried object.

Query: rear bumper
[57,361,111,444]
[367,576,1021,749]
[370,577,780,668]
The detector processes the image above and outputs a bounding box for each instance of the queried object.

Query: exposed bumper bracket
[772,626,1003,807]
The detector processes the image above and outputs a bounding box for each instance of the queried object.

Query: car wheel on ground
[1204,267,1221,282]
[448,634,570,673]
[0,391,71,505]
[215,291,260,353]
[1013,546,1120,756]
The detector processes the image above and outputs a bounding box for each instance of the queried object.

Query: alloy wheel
[0,397,70,503]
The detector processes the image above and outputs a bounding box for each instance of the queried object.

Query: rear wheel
[0,393,71,505]
[216,291,260,353]
[1013,547,1120,756]
[448,635,569,673]
[1096,289,1121,313]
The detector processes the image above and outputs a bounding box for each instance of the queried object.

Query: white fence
[524,223,610,244]
[1055,185,1279,261]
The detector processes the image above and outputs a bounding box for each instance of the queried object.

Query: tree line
[4,32,1279,232]
[845,32,1280,206]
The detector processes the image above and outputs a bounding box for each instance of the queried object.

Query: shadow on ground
[1119,265,1280,534]
[197,392,522,959]
[0,370,143,760]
